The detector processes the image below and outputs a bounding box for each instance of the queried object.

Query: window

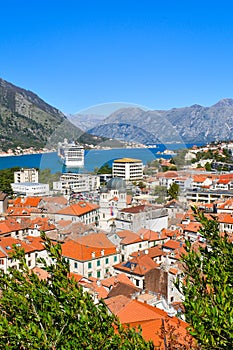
[74,262,78,269]
[105,258,109,264]
[88,272,92,278]
[97,271,101,278]
[114,255,117,262]
[139,243,142,248]
[135,279,140,287]
[105,268,109,274]
[28,261,31,267]
[97,260,100,267]
[88,262,92,269]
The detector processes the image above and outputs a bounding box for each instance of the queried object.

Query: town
[0,141,232,347]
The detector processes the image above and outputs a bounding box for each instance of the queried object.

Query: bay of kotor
[0,144,189,173]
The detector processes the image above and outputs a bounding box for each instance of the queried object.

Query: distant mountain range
[2,77,233,150]
[0,78,107,150]
[72,99,233,145]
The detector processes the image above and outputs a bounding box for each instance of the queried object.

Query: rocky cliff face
[86,99,233,144]
[0,78,104,150]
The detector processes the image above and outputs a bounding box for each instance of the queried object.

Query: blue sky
[1,0,233,114]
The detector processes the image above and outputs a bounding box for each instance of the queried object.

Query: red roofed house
[55,201,99,225]
[0,236,47,273]
[217,213,233,233]
[113,254,158,289]
[182,221,202,242]
[105,297,194,349]
[26,217,57,237]
[62,232,119,279]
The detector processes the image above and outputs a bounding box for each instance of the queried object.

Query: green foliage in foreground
[180,209,233,349]
[0,233,153,350]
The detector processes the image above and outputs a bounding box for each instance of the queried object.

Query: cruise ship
[58,139,84,167]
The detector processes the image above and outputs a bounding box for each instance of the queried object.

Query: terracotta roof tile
[114,255,158,276]
[102,273,135,288]
[163,240,184,250]
[105,295,131,314]
[117,230,142,245]
[62,233,116,261]
[57,201,99,216]
[137,228,167,241]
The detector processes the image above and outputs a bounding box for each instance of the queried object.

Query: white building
[62,233,120,279]
[99,178,127,230]
[53,173,100,195]
[54,201,99,225]
[11,182,50,197]
[14,168,39,183]
[115,204,168,232]
[112,158,143,181]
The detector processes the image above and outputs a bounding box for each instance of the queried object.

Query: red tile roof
[57,201,99,216]
[217,213,233,224]
[137,228,167,241]
[163,240,185,251]
[114,255,158,276]
[62,233,116,261]
[102,273,135,289]
[117,230,142,245]
[183,222,202,233]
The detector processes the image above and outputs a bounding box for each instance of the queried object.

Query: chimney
[92,251,96,259]
[101,249,105,256]
[144,249,149,255]
[131,263,135,271]
[96,280,101,287]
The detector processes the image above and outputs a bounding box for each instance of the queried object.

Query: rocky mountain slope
[86,100,233,144]
[0,78,105,150]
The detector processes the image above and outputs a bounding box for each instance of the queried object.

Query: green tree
[0,233,153,350]
[167,182,179,200]
[204,162,212,172]
[0,167,20,195]
[39,168,61,189]
[180,208,233,349]
[94,163,112,174]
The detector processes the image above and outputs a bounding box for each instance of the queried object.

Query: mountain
[87,100,233,144]
[0,78,106,150]
[68,113,107,131]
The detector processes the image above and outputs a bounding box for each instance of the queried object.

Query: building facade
[112,158,143,181]
[53,173,100,195]
[14,168,39,183]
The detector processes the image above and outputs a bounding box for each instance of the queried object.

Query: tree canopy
[0,167,20,195]
[167,182,179,200]
[0,233,153,349]
[180,208,233,349]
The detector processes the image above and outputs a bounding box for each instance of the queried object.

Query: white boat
[58,139,84,167]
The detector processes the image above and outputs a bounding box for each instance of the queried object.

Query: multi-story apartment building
[112,158,143,181]
[53,173,100,195]
[14,168,39,183]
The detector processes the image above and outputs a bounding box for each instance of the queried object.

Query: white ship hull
[58,139,85,168]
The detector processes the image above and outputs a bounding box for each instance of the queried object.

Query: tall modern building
[112,158,143,181]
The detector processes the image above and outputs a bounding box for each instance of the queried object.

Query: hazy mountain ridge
[86,99,233,144]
